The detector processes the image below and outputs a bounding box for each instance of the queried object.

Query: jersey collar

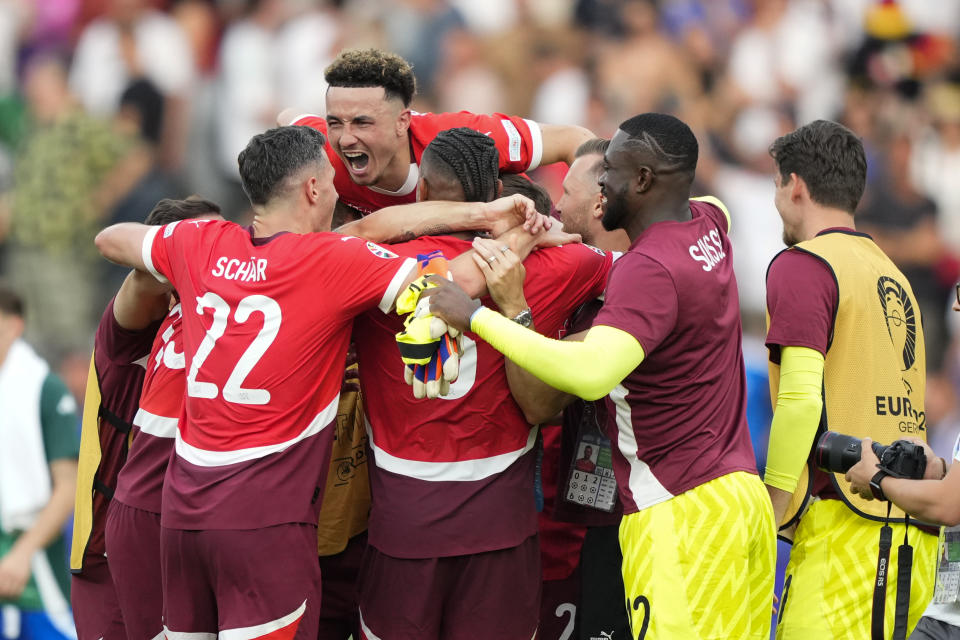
[367,163,419,197]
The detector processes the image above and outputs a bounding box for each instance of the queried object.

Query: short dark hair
[422,128,499,203]
[618,113,698,174]
[325,49,417,107]
[0,281,24,318]
[500,174,553,216]
[575,138,610,159]
[238,126,328,206]
[144,196,222,226]
[769,120,867,214]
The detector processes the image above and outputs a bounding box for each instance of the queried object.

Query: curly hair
[422,128,499,203]
[324,49,417,107]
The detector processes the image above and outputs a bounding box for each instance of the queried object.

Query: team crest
[366,242,398,259]
[877,275,917,371]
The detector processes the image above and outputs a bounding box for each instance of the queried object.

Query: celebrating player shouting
[427,113,776,639]
[92,125,547,640]
[280,48,593,217]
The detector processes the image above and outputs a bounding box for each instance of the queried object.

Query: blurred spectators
[70,0,196,170]
[0,54,137,362]
[0,0,956,450]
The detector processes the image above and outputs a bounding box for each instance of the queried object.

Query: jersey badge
[366,242,398,259]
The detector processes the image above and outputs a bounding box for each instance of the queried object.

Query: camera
[815,431,927,479]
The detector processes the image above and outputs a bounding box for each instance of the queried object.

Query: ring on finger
[486,255,498,263]
[499,245,509,253]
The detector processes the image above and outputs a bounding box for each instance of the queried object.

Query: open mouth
[343,151,370,173]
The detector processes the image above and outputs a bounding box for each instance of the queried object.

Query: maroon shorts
[161,523,322,639]
[105,500,163,640]
[317,532,366,640]
[71,555,126,640]
[358,534,540,640]
[540,564,580,640]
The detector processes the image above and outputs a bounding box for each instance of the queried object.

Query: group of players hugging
[72,47,782,640]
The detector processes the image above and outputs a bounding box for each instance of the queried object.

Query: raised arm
[95,222,153,271]
[426,278,644,401]
[539,123,595,166]
[336,194,548,244]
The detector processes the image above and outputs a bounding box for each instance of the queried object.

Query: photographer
[847,289,960,640]
[763,121,938,640]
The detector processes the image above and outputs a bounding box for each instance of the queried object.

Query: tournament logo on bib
[877,275,917,371]
[366,242,398,259]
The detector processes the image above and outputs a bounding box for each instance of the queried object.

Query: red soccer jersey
[593,199,758,514]
[292,112,543,215]
[354,236,611,558]
[142,220,415,529]
[113,304,184,514]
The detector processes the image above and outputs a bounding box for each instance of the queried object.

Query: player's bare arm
[95,222,154,272]
[336,194,551,244]
[471,238,575,424]
[112,270,173,331]
[539,123,596,166]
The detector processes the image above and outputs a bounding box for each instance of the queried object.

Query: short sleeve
[142,219,214,287]
[593,254,678,355]
[321,236,416,315]
[524,244,612,336]
[39,373,80,462]
[765,249,837,359]
[426,111,543,172]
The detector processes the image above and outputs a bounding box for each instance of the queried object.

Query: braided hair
[421,128,500,203]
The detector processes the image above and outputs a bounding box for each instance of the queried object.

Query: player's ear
[495,178,503,199]
[305,175,321,205]
[636,165,653,194]
[591,192,604,219]
[396,108,411,137]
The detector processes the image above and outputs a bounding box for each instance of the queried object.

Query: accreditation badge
[564,402,617,512]
[933,528,960,605]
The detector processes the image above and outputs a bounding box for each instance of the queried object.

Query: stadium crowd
[2,0,960,639]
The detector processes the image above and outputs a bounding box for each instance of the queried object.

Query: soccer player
[70,201,220,640]
[279,48,593,217]
[762,120,937,640]
[352,127,612,640]
[101,198,222,640]
[93,125,552,640]
[426,113,776,639]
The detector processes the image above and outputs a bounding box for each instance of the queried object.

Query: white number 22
[187,293,281,405]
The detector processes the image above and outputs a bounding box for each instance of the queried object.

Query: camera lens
[815,431,865,474]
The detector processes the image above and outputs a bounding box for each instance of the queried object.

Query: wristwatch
[869,469,889,501]
[511,307,533,328]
